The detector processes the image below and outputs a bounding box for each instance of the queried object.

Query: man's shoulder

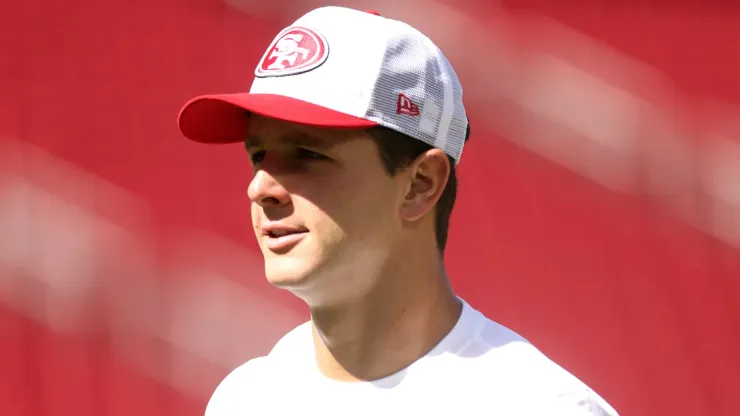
[462,306,582,380]
[204,321,312,416]
[452,304,619,415]
[204,357,271,416]
[268,319,313,359]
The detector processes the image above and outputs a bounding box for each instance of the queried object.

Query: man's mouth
[267,229,306,238]
[262,226,309,252]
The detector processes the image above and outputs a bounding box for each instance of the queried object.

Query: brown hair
[365,123,470,253]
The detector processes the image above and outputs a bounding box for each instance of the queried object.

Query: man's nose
[248,168,291,208]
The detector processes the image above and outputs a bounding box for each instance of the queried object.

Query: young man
[178,6,618,415]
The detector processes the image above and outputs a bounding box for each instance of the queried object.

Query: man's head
[245,115,462,301]
[176,6,469,303]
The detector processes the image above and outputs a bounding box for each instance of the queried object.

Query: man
[178,6,618,415]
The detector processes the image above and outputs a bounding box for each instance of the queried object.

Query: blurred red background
[1,1,739,415]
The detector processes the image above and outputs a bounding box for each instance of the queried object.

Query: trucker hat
[177,6,469,162]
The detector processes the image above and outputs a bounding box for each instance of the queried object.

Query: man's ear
[399,149,450,223]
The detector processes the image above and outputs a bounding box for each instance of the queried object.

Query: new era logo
[397,93,420,116]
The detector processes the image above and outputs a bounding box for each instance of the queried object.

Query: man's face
[246,115,403,302]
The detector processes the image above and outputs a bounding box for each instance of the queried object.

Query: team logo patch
[255,26,329,77]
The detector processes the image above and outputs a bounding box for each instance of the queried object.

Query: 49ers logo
[255,27,329,77]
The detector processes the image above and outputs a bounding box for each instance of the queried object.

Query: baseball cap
[177,6,469,162]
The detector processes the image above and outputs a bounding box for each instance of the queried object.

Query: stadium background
[1,1,739,415]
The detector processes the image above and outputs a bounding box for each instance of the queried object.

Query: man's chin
[266,274,310,289]
[263,257,316,289]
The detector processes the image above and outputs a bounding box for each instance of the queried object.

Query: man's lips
[260,224,308,252]
[261,224,308,237]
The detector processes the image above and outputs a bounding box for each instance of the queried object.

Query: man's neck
[308,258,462,382]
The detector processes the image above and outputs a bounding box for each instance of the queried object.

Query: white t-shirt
[205,299,619,415]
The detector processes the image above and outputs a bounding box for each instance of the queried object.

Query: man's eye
[295,148,327,160]
[250,150,266,164]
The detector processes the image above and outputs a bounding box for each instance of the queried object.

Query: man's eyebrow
[244,131,336,149]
